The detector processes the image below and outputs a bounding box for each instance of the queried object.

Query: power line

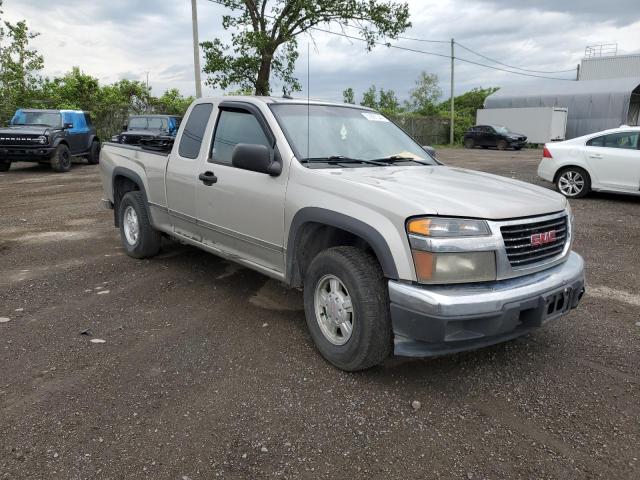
[454,41,577,74]
[308,26,575,81]
[203,0,575,81]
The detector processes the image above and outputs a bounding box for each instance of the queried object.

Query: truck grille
[0,134,41,146]
[501,215,568,268]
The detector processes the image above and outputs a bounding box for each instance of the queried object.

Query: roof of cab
[195,95,376,111]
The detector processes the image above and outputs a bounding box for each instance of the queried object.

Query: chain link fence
[388,114,450,146]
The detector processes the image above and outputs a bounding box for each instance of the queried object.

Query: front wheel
[303,246,392,371]
[0,159,10,172]
[556,167,590,198]
[118,191,161,258]
[51,144,72,172]
[87,140,100,164]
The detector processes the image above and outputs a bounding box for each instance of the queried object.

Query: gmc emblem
[531,230,556,247]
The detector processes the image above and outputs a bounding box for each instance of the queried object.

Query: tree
[406,71,441,115]
[0,4,44,122]
[153,88,194,115]
[202,0,411,96]
[342,87,355,104]
[378,88,400,115]
[360,85,377,109]
[40,67,101,110]
[438,87,499,143]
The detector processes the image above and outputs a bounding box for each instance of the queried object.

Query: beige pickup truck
[99,96,585,371]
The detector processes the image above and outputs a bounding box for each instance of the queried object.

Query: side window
[211,109,271,165]
[604,132,638,150]
[586,135,605,147]
[178,103,213,159]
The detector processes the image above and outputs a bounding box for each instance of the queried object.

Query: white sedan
[538,126,640,198]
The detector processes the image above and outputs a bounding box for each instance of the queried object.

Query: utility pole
[190,0,203,98]
[450,38,454,145]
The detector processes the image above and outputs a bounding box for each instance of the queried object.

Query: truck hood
[123,129,167,136]
[0,125,51,135]
[321,165,566,220]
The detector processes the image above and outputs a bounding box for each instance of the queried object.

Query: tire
[87,140,100,165]
[303,246,392,371]
[514,146,522,151]
[0,159,10,172]
[555,167,590,199]
[118,191,161,258]
[50,144,72,172]
[464,138,474,149]
[497,140,508,151]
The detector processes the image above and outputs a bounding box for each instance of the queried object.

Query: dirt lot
[1,148,638,479]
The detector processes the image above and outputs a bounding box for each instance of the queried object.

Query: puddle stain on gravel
[589,285,640,307]
[249,279,303,312]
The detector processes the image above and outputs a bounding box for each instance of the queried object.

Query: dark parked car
[112,114,181,146]
[0,109,100,172]
[464,125,527,150]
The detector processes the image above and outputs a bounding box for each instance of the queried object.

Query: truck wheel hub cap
[123,206,139,245]
[314,274,354,345]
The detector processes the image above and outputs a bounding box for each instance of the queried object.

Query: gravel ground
[0,149,638,479]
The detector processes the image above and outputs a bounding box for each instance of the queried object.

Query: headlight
[37,135,48,145]
[407,216,495,283]
[407,217,490,237]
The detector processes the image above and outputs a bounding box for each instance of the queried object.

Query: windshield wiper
[301,156,384,166]
[369,155,433,165]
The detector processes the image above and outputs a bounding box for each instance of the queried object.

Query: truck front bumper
[389,252,585,357]
[0,146,55,161]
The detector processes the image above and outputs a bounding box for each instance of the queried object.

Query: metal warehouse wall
[580,54,640,80]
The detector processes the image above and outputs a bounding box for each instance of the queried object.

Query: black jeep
[112,114,181,147]
[0,109,100,172]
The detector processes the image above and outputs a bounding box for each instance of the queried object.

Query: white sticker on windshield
[361,112,389,122]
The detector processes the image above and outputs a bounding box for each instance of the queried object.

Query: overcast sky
[4,0,640,103]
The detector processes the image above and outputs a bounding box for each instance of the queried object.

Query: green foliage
[359,85,402,115]
[406,71,441,115]
[202,0,411,96]
[342,87,355,104]
[0,8,45,122]
[438,87,499,143]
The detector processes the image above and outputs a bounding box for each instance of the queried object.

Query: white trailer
[476,107,568,143]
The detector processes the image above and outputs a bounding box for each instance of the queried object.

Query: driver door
[195,104,287,275]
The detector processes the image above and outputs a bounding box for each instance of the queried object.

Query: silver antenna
[307,42,310,161]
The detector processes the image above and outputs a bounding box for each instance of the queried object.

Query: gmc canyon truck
[99,97,585,371]
[0,109,100,172]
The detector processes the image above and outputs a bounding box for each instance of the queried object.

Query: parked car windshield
[12,111,62,127]
[493,125,511,134]
[270,104,436,165]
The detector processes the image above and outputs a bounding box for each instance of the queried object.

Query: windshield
[493,125,511,134]
[128,117,168,130]
[270,104,436,166]
[11,111,62,127]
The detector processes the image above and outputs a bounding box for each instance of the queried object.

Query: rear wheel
[87,140,100,164]
[464,138,475,149]
[0,159,10,172]
[118,191,161,258]
[50,144,71,172]
[556,167,590,198]
[303,247,392,371]
[497,139,508,151]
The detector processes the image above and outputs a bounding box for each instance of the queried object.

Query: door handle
[588,154,602,159]
[198,171,218,186]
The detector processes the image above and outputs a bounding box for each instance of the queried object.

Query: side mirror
[122,124,128,131]
[63,123,74,130]
[422,145,437,158]
[231,143,281,176]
